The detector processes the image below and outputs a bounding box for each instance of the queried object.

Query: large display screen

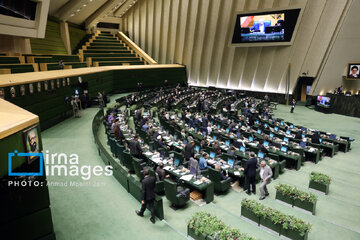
[317,96,331,108]
[232,9,301,45]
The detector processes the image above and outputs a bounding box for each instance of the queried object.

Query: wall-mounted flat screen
[346,63,360,80]
[232,8,301,46]
[317,96,331,108]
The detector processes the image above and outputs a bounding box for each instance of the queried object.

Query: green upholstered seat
[207,168,231,193]
[164,179,190,208]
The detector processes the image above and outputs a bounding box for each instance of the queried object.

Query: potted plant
[281,215,311,240]
[187,212,225,240]
[218,227,255,240]
[260,207,283,235]
[275,184,295,206]
[241,199,261,225]
[309,172,331,195]
[293,190,317,215]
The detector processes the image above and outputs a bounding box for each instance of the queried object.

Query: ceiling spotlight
[76,9,80,12]
[70,13,75,17]
[83,4,87,7]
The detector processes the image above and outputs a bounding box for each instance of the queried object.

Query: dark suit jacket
[244,157,258,177]
[141,175,156,201]
[156,167,166,181]
[311,133,320,144]
[184,143,194,159]
[202,117,209,127]
[129,139,142,156]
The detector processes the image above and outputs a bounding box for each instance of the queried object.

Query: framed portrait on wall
[57,79,60,88]
[37,82,41,92]
[20,85,25,96]
[23,125,41,163]
[44,81,48,91]
[62,78,66,87]
[67,77,70,86]
[346,63,360,80]
[0,88,4,99]
[10,86,16,98]
[29,83,34,94]
[51,79,55,90]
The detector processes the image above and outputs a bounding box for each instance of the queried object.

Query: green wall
[30,19,67,54]
[69,24,87,53]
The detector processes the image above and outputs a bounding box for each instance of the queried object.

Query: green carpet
[42,95,360,240]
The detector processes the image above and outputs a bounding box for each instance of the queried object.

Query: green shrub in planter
[188,212,256,240]
[281,215,311,240]
[218,227,255,240]
[275,184,295,205]
[309,172,331,194]
[276,184,317,215]
[241,199,261,225]
[260,207,286,234]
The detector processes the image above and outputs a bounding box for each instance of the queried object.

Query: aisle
[41,94,184,240]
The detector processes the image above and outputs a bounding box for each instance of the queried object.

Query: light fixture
[83,4,87,7]
[76,9,80,12]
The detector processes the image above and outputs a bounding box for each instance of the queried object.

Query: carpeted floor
[42,94,360,240]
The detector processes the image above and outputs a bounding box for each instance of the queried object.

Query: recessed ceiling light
[76,9,80,12]
[70,14,75,17]
[83,4,87,7]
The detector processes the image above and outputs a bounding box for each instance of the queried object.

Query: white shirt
[260,167,264,179]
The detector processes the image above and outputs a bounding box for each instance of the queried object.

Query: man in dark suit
[311,132,321,144]
[129,135,143,158]
[184,140,195,161]
[244,153,258,195]
[136,168,156,224]
[202,114,209,128]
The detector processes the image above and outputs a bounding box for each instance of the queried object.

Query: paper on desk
[180,174,194,181]
[234,171,241,176]
[164,166,174,171]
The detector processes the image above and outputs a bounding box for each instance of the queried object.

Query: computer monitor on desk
[240,146,246,153]
[264,123,268,128]
[249,136,254,141]
[319,138,322,143]
[225,140,230,146]
[195,146,200,152]
[210,152,215,159]
[330,134,336,140]
[270,133,274,138]
[174,158,180,167]
[274,126,279,132]
[257,129,262,134]
[281,146,287,153]
[290,124,294,128]
[264,141,269,147]
[286,130,291,135]
[226,129,230,133]
[258,152,265,159]
[227,159,234,167]
[213,136,217,140]
[300,142,306,147]
[284,137,289,143]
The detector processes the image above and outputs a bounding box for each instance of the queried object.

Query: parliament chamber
[0,0,360,240]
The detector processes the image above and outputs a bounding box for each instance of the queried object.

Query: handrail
[116,31,157,65]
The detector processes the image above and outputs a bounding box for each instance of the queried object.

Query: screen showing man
[240,13,285,42]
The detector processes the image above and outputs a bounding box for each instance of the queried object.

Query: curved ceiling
[49,0,138,28]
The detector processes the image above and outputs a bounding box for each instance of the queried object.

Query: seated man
[156,163,169,181]
[199,153,209,170]
[227,147,236,157]
[215,164,229,180]
[142,121,149,132]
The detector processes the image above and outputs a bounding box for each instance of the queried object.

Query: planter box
[293,199,316,215]
[187,225,207,240]
[309,180,329,195]
[260,216,281,235]
[281,227,309,240]
[275,191,294,206]
[241,206,260,226]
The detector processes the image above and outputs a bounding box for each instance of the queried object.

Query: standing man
[259,161,273,200]
[290,99,296,113]
[184,140,195,161]
[97,92,104,109]
[136,168,156,224]
[244,153,258,195]
[129,135,143,158]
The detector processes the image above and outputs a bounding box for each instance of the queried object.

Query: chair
[164,179,190,209]
[115,142,125,164]
[123,150,135,172]
[207,168,231,193]
[268,152,285,173]
[133,157,145,180]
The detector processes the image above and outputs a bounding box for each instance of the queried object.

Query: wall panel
[123,0,350,94]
